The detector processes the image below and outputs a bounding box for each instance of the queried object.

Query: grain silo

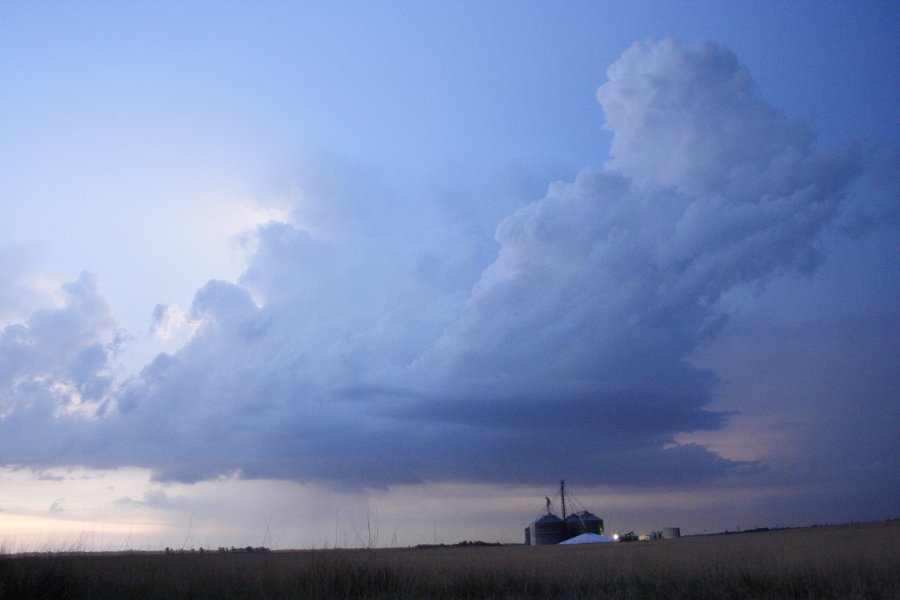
[529,513,567,546]
[565,511,604,537]
[525,480,607,545]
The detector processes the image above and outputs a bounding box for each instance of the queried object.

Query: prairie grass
[0,520,896,599]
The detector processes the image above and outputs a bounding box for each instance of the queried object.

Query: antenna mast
[560,479,567,521]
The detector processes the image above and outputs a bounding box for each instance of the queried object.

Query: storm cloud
[0,40,870,489]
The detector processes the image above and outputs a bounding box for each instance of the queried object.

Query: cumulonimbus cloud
[0,39,865,489]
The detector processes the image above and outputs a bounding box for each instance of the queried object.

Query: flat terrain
[1,520,897,599]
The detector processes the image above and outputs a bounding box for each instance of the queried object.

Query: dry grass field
[1,520,897,599]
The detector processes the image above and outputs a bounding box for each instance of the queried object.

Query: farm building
[525,480,606,545]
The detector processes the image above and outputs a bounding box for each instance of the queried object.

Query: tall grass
[0,521,896,599]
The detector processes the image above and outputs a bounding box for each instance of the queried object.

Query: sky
[0,1,897,551]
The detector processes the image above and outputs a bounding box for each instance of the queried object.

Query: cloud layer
[0,40,868,490]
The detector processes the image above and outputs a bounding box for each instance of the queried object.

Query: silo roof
[566,511,600,521]
[532,513,563,524]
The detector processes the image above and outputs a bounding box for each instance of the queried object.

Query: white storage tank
[662,527,681,539]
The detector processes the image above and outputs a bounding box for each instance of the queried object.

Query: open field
[1,520,897,599]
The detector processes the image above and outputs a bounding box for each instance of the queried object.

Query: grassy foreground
[1,521,897,599]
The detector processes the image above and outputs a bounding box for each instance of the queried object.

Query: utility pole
[560,479,567,521]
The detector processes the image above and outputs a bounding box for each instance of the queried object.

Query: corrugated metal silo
[529,514,567,546]
[565,511,604,537]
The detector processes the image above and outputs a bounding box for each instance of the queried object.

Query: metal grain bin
[529,514,567,546]
[565,511,604,537]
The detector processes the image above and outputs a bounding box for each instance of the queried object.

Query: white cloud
[151,303,199,342]
[0,272,118,420]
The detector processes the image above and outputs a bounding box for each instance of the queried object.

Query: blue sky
[0,1,897,550]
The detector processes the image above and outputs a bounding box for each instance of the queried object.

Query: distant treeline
[163,546,271,554]
[414,540,502,549]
